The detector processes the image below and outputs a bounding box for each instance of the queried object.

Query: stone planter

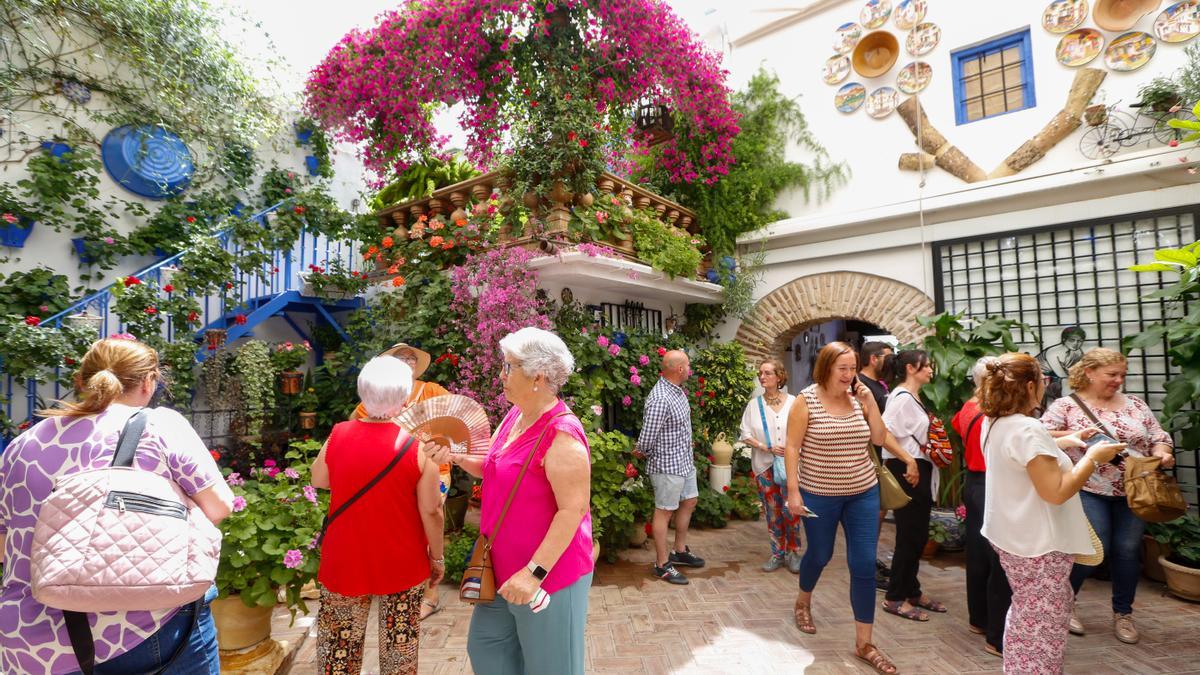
[65,313,103,335]
[629,521,649,547]
[1144,535,1170,583]
[279,371,304,395]
[1159,556,1200,602]
[445,493,469,532]
[211,595,274,650]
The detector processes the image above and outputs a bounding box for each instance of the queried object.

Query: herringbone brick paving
[284,519,1200,674]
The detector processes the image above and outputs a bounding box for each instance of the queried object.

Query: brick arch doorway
[734,271,935,365]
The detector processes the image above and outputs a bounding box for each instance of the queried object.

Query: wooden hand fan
[393,394,492,455]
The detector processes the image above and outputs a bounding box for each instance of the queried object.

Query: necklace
[507,399,559,445]
[763,390,783,406]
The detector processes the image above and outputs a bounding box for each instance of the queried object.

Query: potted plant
[213,439,327,649]
[929,505,967,552]
[444,466,474,532]
[271,341,310,394]
[296,387,319,430]
[232,340,275,439]
[1149,515,1200,601]
[1143,523,1172,583]
[298,260,369,300]
[205,328,227,351]
[1137,76,1182,112]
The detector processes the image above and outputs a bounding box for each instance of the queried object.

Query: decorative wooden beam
[989,68,1106,179]
[896,96,988,183]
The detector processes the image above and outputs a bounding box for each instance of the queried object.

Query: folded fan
[394,394,492,455]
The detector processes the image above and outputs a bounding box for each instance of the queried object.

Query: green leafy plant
[233,340,275,438]
[296,386,319,413]
[301,259,369,298]
[216,439,327,615]
[629,212,704,279]
[689,342,757,444]
[1168,100,1200,143]
[444,523,481,585]
[692,483,733,528]
[1124,240,1200,450]
[1138,76,1183,111]
[727,475,760,520]
[0,267,73,319]
[0,317,95,385]
[586,429,652,561]
[159,341,199,412]
[270,341,311,373]
[1146,515,1200,568]
[369,157,482,211]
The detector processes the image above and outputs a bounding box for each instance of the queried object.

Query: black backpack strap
[317,433,417,546]
[64,597,203,675]
[110,410,148,468]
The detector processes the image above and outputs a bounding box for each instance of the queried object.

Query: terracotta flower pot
[629,521,649,547]
[1159,555,1200,602]
[921,540,940,559]
[211,595,274,650]
[205,329,227,351]
[298,411,317,430]
[279,371,304,395]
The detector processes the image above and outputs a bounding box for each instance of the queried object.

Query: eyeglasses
[501,361,522,376]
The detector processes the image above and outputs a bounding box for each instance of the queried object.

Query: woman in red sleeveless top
[310,357,445,675]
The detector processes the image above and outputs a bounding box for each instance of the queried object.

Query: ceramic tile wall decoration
[866,86,900,117]
[1057,27,1105,65]
[894,0,927,30]
[1153,0,1200,42]
[835,22,865,54]
[824,54,853,84]
[906,22,942,55]
[1104,30,1158,70]
[836,82,868,112]
[897,61,933,93]
[862,0,894,28]
[1043,0,1090,32]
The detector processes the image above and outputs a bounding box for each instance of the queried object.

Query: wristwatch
[526,561,549,581]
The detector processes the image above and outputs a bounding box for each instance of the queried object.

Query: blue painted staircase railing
[2,201,365,448]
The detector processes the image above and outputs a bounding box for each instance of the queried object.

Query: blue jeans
[1070,491,1145,614]
[798,484,880,623]
[93,586,220,674]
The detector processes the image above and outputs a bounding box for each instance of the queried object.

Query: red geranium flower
[624,463,638,478]
[225,282,234,289]
[187,311,199,322]
[162,284,174,293]
[722,485,729,492]
[293,206,306,214]
[144,307,157,315]
[657,347,667,356]
[381,236,394,248]
[24,315,40,326]
[185,216,196,223]
[235,314,247,325]
[707,454,715,462]
[210,450,221,461]
[123,276,141,287]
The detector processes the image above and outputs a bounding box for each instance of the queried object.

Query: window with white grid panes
[932,207,1197,506]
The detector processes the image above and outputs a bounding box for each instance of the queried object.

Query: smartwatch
[526,561,549,581]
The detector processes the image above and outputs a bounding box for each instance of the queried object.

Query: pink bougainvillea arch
[304,0,739,186]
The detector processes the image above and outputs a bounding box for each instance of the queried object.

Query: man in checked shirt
[636,349,705,584]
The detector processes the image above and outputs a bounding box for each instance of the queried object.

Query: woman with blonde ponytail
[0,337,233,674]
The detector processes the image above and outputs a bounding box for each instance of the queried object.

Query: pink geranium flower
[232,496,247,512]
[283,550,304,569]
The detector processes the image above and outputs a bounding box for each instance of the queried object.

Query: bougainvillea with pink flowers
[305,0,738,190]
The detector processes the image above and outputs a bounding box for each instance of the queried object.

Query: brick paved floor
[285,519,1200,674]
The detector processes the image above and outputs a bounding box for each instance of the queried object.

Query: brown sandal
[793,599,816,634]
[855,643,898,674]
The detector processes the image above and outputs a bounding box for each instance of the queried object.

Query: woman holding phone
[784,342,920,675]
[1041,348,1174,644]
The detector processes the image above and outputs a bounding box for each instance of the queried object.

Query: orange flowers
[429,235,444,247]
[381,236,394,248]
[455,219,468,227]
[391,275,406,287]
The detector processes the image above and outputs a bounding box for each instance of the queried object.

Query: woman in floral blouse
[1041,347,1174,646]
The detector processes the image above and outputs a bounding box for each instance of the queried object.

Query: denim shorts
[650,472,698,510]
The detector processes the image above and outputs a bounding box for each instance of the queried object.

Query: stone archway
[735,272,936,364]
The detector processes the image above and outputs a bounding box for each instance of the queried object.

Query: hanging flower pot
[298,411,317,430]
[304,155,321,176]
[71,237,95,264]
[205,329,227,351]
[279,371,304,395]
[0,216,34,248]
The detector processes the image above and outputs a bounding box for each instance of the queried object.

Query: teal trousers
[466,572,592,675]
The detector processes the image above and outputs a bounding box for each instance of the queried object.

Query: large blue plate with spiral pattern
[101,125,194,199]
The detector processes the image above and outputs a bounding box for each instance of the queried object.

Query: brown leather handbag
[460,412,568,603]
[1070,394,1186,523]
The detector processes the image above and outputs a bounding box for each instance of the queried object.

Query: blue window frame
[951,29,1036,125]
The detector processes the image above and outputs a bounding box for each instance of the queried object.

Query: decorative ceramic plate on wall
[897,61,933,93]
[824,54,853,84]
[861,0,893,29]
[101,125,194,199]
[866,87,900,118]
[1056,27,1105,66]
[1104,31,1158,70]
[894,0,927,30]
[1154,1,1200,43]
[835,82,867,112]
[906,22,942,56]
[1042,0,1089,33]
[834,22,865,54]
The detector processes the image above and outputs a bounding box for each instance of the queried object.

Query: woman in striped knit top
[785,342,920,675]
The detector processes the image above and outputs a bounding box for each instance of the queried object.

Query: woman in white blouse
[879,349,942,621]
[738,358,801,573]
[979,353,1121,673]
